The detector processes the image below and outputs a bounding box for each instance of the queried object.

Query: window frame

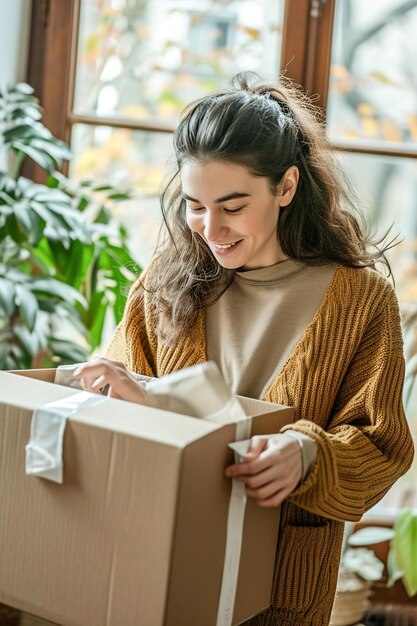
[28,1,335,162]
[26,0,417,162]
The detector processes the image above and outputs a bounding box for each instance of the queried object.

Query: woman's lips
[210,240,243,255]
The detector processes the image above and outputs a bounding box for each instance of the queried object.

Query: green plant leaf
[15,283,39,331]
[92,184,113,191]
[85,290,108,350]
[29,138,72,161]
[0,191,14,207]
[12,201,32,231]
[12,142,55,173]
[46,175,59,188]
[31,202,84,247]
[29,277,88,308]
[3,267,31,283]
[10,83,34,95]
[2,354,20,370]
[390,509,417,596]
[30,237,58,273]
[3,124,39,142]
[12,200,44,244]
[107,192,130,201]
[0,279,15,316]
[348,526,395,547]
[387,543,403,587]
[5,212,26,244]
[54,302,88,335]
[13,323,39,358]
[47,337,90,364]
[10,106,42,121]
[66,241,95,288]
[77,196,89,212]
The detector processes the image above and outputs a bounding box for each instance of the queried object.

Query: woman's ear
[278,166,299,207]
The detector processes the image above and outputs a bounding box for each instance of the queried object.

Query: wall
[0,0,32,89]
[0,0,32,169]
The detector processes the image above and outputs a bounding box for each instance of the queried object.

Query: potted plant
[330,509,417,626]
[330,525,387,626]
[386,508,417,596]
[0,83,140,369]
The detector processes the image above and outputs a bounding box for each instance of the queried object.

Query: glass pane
[73,0,284,124]
[70,124,172,265]
[327,1,417,148]
[338,152,417,302]
[338,151,417,515]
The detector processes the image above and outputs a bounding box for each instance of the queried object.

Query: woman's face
[181,160,298,270]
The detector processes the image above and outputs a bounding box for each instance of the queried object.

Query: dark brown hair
[146,72,392,341]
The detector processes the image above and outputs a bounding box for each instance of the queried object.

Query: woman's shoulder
[323,264,400,330]
[332,264,396,303]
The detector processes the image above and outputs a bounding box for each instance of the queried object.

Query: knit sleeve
[280,285,414,522]
[105,274,156,378]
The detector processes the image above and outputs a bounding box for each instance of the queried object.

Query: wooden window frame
[27,0,417,164]
[29,0,330,138]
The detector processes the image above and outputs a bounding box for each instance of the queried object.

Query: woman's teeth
[214,242,238,249]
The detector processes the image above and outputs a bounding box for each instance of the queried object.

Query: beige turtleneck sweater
[206,259,335,479]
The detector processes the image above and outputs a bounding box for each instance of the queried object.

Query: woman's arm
[279,287,414,521]
[225,283,414,519]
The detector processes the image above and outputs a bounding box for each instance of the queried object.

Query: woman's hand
[73,358,151,405]
[224,433,302,507]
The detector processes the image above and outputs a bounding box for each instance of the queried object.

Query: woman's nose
[204,211,225,241]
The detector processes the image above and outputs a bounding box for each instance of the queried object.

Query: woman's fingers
[245,465,300,499]
[256,484,294,508]
[232,465,278,489]
[224,433,303,507]
[244,435,269,459]
[74,359,121,386]
[73,358,150,405]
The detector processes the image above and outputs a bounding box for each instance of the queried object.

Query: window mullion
[281,0,335,111]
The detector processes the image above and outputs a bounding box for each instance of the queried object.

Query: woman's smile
[210,239,243,254]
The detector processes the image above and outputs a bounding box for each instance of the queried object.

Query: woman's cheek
[186,213,202,233]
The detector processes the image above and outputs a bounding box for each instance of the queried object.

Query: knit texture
[106,264,414,626]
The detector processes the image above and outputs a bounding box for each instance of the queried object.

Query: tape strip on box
[25,391,106,484]
[216,408,252,626]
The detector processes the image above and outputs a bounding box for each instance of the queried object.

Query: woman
[74,73,414,625]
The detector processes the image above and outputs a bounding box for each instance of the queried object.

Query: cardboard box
[0,369,293,626]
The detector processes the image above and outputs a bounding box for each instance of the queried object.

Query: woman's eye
[224,206,244,213]
[187,205,204,212]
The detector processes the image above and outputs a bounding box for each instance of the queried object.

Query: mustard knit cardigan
[107,264,414,626]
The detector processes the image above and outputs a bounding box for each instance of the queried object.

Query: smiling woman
[74,72,414,626]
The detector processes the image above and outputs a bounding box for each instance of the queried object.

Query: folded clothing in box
[0,362,293,626]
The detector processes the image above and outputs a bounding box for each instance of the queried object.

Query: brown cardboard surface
[0,370,293,626]
[11,369,56,383]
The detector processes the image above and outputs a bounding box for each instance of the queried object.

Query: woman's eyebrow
[181,192,251,203]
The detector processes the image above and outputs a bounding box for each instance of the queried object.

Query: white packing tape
[216,408,253,626]
[25,391,106,484]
